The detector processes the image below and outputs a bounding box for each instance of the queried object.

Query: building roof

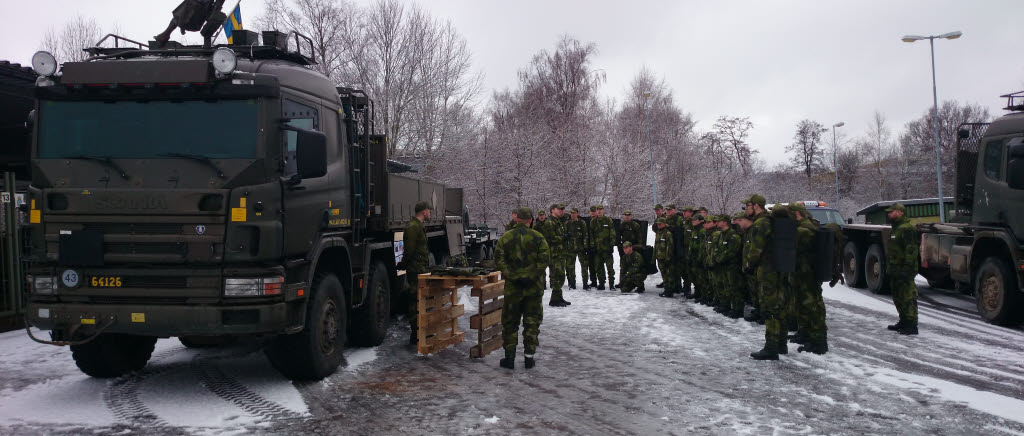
[855,197,953,216]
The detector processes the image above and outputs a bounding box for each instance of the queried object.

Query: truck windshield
[37,99,258,159]
[810,209,844,225]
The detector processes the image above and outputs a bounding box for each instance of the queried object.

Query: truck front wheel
[264,273,347,380]
[71,333,157,378]
[351,262,391,346]
[864,244,887,294]
[974,257,1022,326]
[843,242,866,288]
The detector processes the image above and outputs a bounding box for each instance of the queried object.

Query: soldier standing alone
[495,208,550,370]
[885,203,920,335]
[402,201,432,345]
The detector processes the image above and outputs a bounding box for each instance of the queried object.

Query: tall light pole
[902,30,961,223]
[832,122,844,213]
[644,91,657,206]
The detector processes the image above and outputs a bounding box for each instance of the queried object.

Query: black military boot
[597,282,606,291]
[656,282,665,288]
[887,319,905,331]
[789,331,808,345]
[583,284,591,291]
[524,355,536,369]
[562,298,572,306]
[568,280,577,290]
[778,340,789,355]
[610,280,618,290]
[897,323,919,335]
[636,286,646,294]
[798,342,829,355]
[658,291,675,298]
[750,342,779,360]
[500,357,515,369]
[548,300,566,307]
[727,308,744,319]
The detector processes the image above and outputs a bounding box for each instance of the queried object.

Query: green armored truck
[22,32,493,380]
[842,91,1024,326]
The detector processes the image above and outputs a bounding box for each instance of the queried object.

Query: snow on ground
[3,227,1024,434]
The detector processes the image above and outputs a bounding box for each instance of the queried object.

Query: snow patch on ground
[0,375,114,426]
[483,416,499,424]
[344,348,379,373]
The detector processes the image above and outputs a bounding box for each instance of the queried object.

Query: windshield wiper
[159,153,226,179]
[67,155,130,179]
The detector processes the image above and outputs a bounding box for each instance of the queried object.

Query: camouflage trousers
[889,275,919,324]
[502,290,544,358]
[692,265,707,296]
[658,259,679,293]
[548,249,567,301]
[405,272,423,334]
[586,252,598,284]
[721,267,745,313]
[592,248,615,284]
[565,252,588,286]
[620,270,646,293]
[745,273,760,312]
[795,275,827,344]
[757,267,786,346]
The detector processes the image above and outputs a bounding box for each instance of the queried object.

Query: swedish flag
[223,3,243,44]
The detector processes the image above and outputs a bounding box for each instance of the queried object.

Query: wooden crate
[469,272,504,358]
[416,273,469,355]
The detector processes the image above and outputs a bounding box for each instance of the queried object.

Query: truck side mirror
[295,129,327,179]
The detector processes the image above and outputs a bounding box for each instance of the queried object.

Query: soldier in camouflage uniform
[696,206,709,219]
[654,218,678,297]
[791,204,829,353]
[885,203,920,335]
[619,211,643,254]
[687,214,706,301]
[653,204,666,289]
[734,209,761,323]
[675,207,695,297]
[680,207,698,297]
[533,209,546,231]
[402,201,432,345]
[505,212,518,232]
[565,208,590,290]
[619,242,646,293]
[586,206,600,288]
[539,204,571,307]
[714,214,745,318]
[590,205,617,290]
[746,195,789,360]
[496,208,550,370]
[700,215,719,306]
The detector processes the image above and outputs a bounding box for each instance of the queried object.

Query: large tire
[179,336,238,348]
[264,274,347,380]
[864,244,888,294]
[974,257,1022,326]
[351,262,391,347]
[843,241,866,288]
[71,334,157,378]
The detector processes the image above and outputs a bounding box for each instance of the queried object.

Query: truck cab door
[281,97,329,256]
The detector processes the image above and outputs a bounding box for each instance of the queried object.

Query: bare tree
[900,100,990,196]
[40,15,104,63]
[711,116,756,175]
[258,0,357,82]
[787,120,826,178]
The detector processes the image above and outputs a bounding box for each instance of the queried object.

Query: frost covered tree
[40,15,105,63]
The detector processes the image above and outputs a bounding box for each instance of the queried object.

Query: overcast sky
[3,0,1022,164]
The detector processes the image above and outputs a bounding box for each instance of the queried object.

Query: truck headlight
[30,275,57,295]
[224,276,283,297]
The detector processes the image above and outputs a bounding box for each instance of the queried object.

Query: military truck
[22,32,493,380]
[841,91,1024,326]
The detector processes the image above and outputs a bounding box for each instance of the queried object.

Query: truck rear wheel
[864,244,888,294]
[351,262,391,346]
[264,273,347,380]
[974,257,1022,326]
[843,242,866,288]
[71,333,157,378]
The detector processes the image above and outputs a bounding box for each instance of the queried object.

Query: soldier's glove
[829,278,839,288]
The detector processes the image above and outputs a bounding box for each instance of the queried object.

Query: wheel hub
[319,300,338,355]
[979,273,1001,312]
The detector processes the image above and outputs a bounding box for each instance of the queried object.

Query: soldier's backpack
[772,215,798,273]
[812,227,836,282]
[671,224,687,260]
[639,245,659,275]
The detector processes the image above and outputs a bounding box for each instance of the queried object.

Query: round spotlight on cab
[31,51,58,77]
[212,48,237,75]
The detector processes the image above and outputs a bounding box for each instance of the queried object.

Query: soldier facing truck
[495,208,550,370]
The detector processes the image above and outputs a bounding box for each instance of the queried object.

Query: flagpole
[211,0,244,42]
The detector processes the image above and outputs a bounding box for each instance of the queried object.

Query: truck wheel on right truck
[975,257,1021,325]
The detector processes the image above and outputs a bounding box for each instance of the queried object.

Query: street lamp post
[832,122,844,213]
[902,30,961,223]
[644,91,657,206]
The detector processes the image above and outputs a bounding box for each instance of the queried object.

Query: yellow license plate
[91,276,123,288]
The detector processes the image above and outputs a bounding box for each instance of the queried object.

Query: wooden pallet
[415,273,474,354]
[469,272,504,358]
